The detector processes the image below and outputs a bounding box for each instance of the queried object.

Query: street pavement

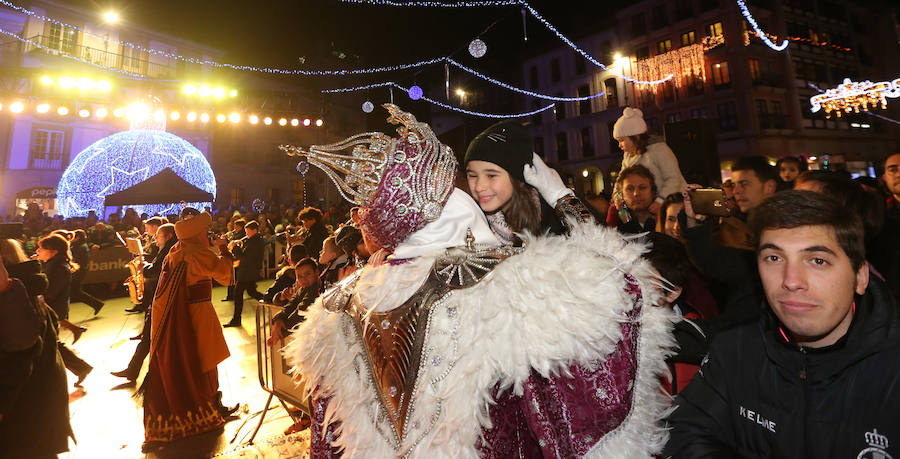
[57,284,307,458]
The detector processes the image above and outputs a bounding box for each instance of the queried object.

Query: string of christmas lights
[809,77,900,118]
[736,0,788,51]
[340,0,519,5]
[0,26,145,78]
[808,82,900,125]
[337,0,673,84]
[445,58,605,101]
[325,81,556,118]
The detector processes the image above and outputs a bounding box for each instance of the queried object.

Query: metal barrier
[251,302,311,444]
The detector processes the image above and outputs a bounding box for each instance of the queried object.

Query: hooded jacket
[664,277,900,458]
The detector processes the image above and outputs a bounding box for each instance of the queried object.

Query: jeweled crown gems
[280,104,458,249]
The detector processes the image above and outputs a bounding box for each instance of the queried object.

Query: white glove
[523,153,573,205]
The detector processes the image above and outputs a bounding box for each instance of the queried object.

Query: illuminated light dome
[183,84,197,95]
[200,113,210,123]
[263,116,272,125]
[95,107,108,118]
[170,111,180,121]
[40,75,53,86]
[113,108,125,118]
[186,111,197,122]
[213,87,226,99]
[96,80,112,91]
[56,130,217,217]
[278,118,287,126]
[228,112,240,123]
[58,76,74,89]
[303,118,311,126]
[249,114,259,124]
[77,77,93,91]
[57,106,69,116]
[315,119,323,127]
[290,118,299,127]
[10,101,24,113]
[216,114,226,123]
[198,86,211,97]
[229,89,238,97]
[37,103,50,114]
[78,108,90,118]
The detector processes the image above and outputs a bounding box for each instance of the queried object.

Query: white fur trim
[285,221,677,457]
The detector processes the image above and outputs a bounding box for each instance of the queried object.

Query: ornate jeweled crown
[280,104,458,249]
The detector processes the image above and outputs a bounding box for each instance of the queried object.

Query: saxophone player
[223,220,265,328]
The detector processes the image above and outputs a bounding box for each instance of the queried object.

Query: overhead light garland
[632,36,723,91]
[736,0,788,51]
[744,31,850,52]
[0,26,144,78]
[324,81,556,118]
[445,58,605,101]
[0,98,326,128]
[810,77,900,118]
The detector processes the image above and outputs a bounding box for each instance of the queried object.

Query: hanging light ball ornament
[468,39,487,58]
[362,101,375,113]
[296,160,310,176]
[408,85,423,100]
[252,198,266,213]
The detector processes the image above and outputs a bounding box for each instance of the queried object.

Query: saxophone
[119,234,145,305]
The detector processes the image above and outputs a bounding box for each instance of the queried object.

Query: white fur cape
[285,221,677,458]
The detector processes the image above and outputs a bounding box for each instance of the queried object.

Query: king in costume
[281,105,677,458]
[141,212,234,446]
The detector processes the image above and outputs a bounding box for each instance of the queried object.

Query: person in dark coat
[297,207,329,259]
[665,191,900,458]
[267,258,320,345]
[36,234,93,386]
[0,240,72,459]
[225,220,265,327]
[68,229,104,315]
[262,244,307,304]
[110,224,177,384]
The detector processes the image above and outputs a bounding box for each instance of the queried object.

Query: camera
[688,188,733,217]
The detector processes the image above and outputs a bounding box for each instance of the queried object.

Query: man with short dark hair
[665,190,900,458]
[613,165,658,234]
[882,152,900,211]
[224,220,265,327]
[297,207,329,258]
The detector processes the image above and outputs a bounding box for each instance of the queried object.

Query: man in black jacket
[665,191,900,458]
[225,220,265,327]
[110,223,177,383]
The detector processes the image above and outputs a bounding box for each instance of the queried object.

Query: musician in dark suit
[110,223,177,383]
[125,217,166,314]
[224,220,265,327]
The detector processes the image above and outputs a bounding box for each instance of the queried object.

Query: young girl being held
[464,121,594,246]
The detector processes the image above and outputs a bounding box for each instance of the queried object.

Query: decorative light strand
[445,58,605,101]
[809,78,900,118]
[736,0,788,51]
[0,26,145,78]
[393,82,555,118]
[325,81,556,118]
[339,0,673,85]
[0,0,447,76]
[808,82,900,125]
[340,0,519,5]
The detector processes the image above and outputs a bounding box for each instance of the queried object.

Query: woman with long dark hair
[36,234,94,386]
[68,229,104,314]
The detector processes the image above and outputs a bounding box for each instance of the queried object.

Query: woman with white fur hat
[611,107,687,221]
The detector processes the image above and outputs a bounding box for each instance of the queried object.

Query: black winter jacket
[233,233,266,283]
[664,278,900,458]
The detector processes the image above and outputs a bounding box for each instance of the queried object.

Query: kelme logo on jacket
[858,429,892,459]
[738,406,776,433]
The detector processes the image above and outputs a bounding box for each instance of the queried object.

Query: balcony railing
[30,156,63,170]
[25,35,176,78]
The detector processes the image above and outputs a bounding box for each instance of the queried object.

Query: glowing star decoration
[408,85,424,100]
[468,38,487,58]
[810,78,900,118]
[362,100,375,113]
[56,130,217,217]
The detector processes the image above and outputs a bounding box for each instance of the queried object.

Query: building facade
[522,0,900,195]
[0,0,363,219]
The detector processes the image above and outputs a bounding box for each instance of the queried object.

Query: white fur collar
[285,221,676,457]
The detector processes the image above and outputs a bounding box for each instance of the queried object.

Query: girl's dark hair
[39,233,79,272]
[500,178,543,236]
[294,257,319,272]
[656,193,684,234]
[630,133,652,155]
[776,156,808,172]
